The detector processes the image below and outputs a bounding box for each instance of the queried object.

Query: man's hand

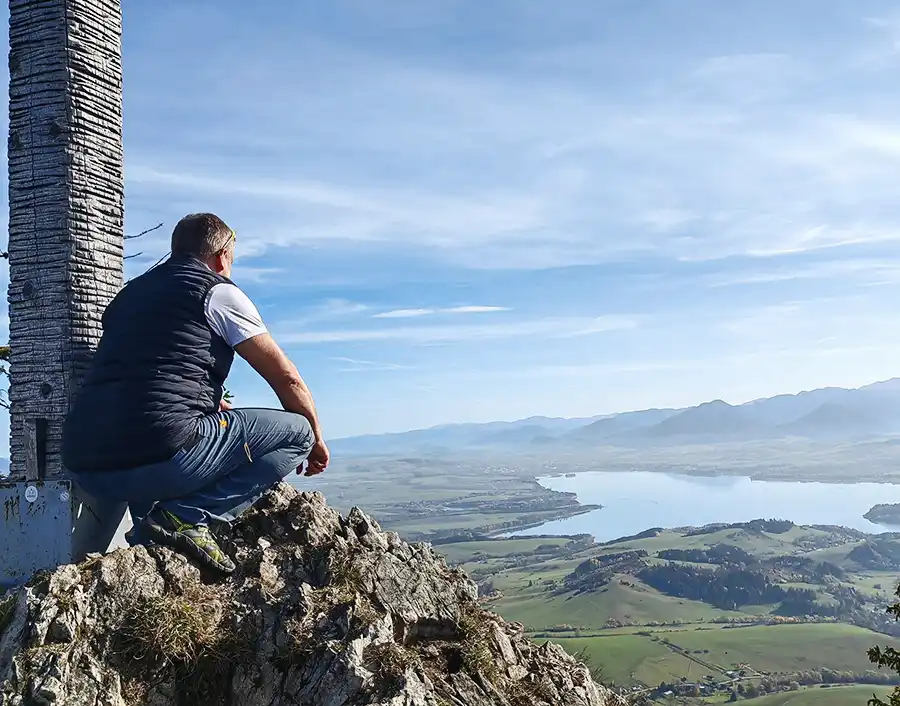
[302,439,330,476]
[219,398,233,411]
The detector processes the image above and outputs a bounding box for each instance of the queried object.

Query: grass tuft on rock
[120,677,149,706]
[117,584,230,667]
[364,642,421,692]
[459,607,501,683]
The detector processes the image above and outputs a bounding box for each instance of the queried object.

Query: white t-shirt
[204,283,268,347]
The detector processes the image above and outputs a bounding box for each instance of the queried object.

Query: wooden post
[1,0,126,585]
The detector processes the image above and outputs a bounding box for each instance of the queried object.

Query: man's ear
[212,251,228,274]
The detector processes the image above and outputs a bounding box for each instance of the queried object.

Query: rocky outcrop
[0,484,623,705]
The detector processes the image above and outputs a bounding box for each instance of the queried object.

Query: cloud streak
[113,4,900,270]
[128,60,900,271]
[372,309,433,319]
[705,258,900,288]
[372,305,511,318]
[284,299,371,328]
[443,305,510,314]
[279,314,637,345]
[329,356,409,373]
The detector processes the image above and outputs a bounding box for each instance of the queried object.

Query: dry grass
[458,607,501,683]
[363,642,421,695]
[505,674,559,706]
[120,678,149,706]
[284,578,383,661]
[326,545,368,592]
[78,554,104,583]
[114,583,247,706]
[117,584,231,667]
[284,613,318,661]
[354,594,382,625]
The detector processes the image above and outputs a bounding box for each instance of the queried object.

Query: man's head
[171,213,236,278]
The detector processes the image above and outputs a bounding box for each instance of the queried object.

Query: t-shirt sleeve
[204,283,268,348]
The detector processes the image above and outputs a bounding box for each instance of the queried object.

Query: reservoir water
[515,471,900,541]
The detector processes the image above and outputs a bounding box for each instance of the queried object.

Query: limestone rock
[0,484,624,706]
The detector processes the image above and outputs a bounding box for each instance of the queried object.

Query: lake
[514,471,900,541]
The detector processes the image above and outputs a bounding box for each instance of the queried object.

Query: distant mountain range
[330,378,900,455]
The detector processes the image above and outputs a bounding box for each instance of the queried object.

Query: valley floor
[307,454,900,703]
[460,524,900,702]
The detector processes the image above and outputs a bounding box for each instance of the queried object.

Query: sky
[4,0,900,444]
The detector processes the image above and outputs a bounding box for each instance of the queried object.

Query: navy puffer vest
[62,255,235,472]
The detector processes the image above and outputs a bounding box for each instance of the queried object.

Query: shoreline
[536,466,900,486]
[485,503,599,539]
[511,469,900,539]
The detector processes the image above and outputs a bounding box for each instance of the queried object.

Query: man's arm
[234,333,323,440]
[206,283,328,473]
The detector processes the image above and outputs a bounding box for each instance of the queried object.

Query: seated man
[62,213,328,574]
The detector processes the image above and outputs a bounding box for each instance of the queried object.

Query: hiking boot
[124,525,154,548]
[143,509,235,574]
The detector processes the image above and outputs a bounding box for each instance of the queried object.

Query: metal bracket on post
[0,480,74,588]
[1,415,69,587]
[1,417,130,588]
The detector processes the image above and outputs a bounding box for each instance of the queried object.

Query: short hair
[170,213,234,257]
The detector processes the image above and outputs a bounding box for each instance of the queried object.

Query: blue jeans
[72,408,314,545]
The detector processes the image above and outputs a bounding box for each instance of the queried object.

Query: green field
[751,684,891,705]
[552,632,711,686]
[658,623,896,674]
[496,577,741,630]
[461,522,900,632]
[436,537,573,564]
[551,623,899,687]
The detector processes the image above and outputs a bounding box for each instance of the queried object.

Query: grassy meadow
[435,523,900,701]
[750,684,891,705]
[550,623,900,686]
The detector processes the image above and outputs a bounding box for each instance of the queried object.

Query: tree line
[637,563,822,613]
[657,543,755,566]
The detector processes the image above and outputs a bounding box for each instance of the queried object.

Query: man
[62,213,328,574]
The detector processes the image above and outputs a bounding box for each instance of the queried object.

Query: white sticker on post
[24,485,38,503]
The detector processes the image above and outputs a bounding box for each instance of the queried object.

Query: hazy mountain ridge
[331,378,900,455]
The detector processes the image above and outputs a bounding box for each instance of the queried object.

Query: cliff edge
[0,484,622,705]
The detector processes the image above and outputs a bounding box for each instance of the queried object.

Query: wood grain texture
[7,0,124,480]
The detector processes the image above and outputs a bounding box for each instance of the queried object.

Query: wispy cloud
[372,305,511,318]
[129,76,900,269]
[372,308,433,319]
[706,258,900,288]
[122,1,900,275]
[235,266,285,284]
[279,314,637,345]
[128,165,547,256]
[286,299,370,327]
[716,295,881,341]
[329,356,409,373]
[443,305,510,314]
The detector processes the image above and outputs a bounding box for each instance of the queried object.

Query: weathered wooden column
[0,0,125,585]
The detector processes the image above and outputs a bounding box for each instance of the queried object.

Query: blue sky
[5,0,900,443]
